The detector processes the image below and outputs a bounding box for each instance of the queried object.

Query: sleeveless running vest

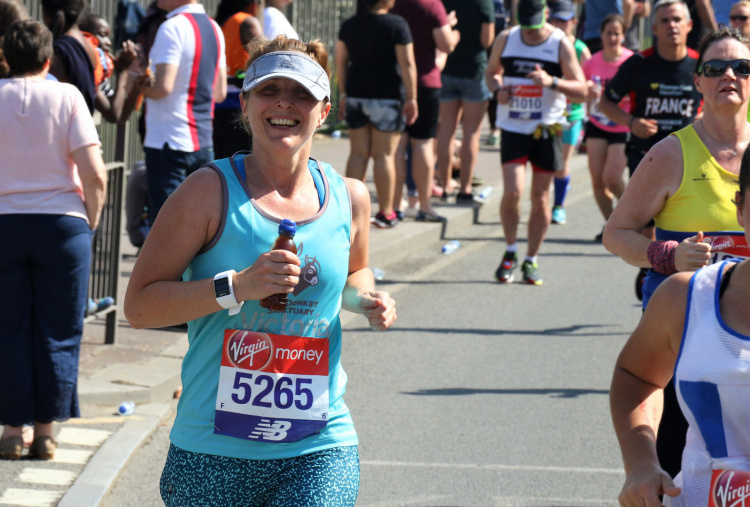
[497,25,567,135]
[673,260,750,507]
[642,126,746,307]
[170,155,358,460]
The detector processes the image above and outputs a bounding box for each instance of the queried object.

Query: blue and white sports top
[170,154,357,460]
[674,260,750,506]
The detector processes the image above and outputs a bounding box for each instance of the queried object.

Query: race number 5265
[231,371,314,410]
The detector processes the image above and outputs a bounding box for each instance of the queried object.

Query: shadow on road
[402,387,609,398]
[348,324,627,338]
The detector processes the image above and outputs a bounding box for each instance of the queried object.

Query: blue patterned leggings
[160,444,359,506]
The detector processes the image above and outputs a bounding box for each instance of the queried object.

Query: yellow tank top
[654,125,740,235]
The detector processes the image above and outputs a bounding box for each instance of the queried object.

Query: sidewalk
[67,127,561,505]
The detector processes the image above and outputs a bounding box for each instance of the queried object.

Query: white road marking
[55,427,112,447]
[17,468,76,486]
[361,460,624,475]
[0,488,63,507]
[50,448,92,465]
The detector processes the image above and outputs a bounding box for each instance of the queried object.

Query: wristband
[647,240,679,275]
[550,76,559,90]
[629,116,637,130]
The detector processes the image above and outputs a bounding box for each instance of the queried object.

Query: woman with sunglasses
[610,146,750,507]
[125,36,397,504]
[604,27,750,485]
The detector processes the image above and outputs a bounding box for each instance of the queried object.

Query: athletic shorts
[585,121,629,145]
[562,118,583,146]
[500,128,563,172]
[405,87,440,139]
[160,444,360,506]
[440,74,492,103]
[345,97,404,132]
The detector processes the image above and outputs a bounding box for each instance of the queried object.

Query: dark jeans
[0,214,92,426]
[145,144,214,223]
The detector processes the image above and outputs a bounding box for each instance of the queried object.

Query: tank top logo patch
[293,254,321,296]
[692,173,715,182]
[710,469,750,507]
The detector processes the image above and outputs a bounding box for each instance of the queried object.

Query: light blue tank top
[170,154,357,460]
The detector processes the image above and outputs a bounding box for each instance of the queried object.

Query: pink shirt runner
[582,49,633,133]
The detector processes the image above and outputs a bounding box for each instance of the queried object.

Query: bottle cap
[279,219,297,236]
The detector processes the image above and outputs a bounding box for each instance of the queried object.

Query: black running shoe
[373,211,398,229]
[495,251,518,283]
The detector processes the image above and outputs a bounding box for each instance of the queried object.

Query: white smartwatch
[213,270,243,316]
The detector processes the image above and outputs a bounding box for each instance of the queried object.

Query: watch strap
[214,270,243,314]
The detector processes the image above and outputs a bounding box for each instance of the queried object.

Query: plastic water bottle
[371,267,385,281]
[331,130,342,138]
[593,76,602,100]
[442,240,461,254]
[118,401,135,416]
[479,186,493,200]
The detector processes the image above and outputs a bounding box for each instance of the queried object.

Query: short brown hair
[3,19,54,76]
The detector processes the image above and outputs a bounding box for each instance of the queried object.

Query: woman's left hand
[358,291,397,331]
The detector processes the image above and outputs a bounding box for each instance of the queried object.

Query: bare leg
[527,170,555,258]
[370,129,401,216]
[345,125,372,183]
[410,137,438,214]
[393,133,409,211]
[586,137,614,219]
[602,142,627,202]
[435,100,462,194]
[457,100,487,195]
[500,162,526,246]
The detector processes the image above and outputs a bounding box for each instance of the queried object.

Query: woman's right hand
[618,463,680,506]
[234,250,301,302]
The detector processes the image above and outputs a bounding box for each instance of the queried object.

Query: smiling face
[694,37,750,110]
[240,77,330,154]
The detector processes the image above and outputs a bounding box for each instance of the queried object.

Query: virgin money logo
[227,331,272,370]
[705,235,735,252]
[711,470,750,507]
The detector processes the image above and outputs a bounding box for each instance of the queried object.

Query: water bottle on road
[442,240,460,254]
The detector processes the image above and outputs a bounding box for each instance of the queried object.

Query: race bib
[509,85,543,120]
[214,330,329,443]
[709,469,750,507]
[703,234,750,264]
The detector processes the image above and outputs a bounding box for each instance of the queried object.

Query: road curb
[58,403,175,507]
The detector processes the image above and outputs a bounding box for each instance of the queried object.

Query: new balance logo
[249,419,292,441]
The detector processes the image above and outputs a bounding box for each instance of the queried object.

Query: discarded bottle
[118,401,135,416]
[371,267,385,281]
[479,186,493,200]
[442,240,461,254]
[260,219,297,313]
[331,130,342,138]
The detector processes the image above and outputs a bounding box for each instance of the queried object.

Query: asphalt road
[103,164,641,506]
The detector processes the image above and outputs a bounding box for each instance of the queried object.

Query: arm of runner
[124,168,302,328]
[341,178,397,331]
[485,29,508,104]
[396,42,418,126]
[611,273,687,507]
[603,136,684,267]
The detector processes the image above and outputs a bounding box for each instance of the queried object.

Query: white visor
[241,51,330,101]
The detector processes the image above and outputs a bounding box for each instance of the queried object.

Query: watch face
[214,277,231,297]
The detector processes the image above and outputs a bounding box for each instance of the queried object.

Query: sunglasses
[698,59,750,77]
[731,14,749,21]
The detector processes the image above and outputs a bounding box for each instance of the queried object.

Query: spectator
[436,0,495,204]
[391,0,460,222]
[80,13,150,124]
[264,0,298,40]
[623,0,651,51]
[142,0,227,223]
[581,0,635,54]
[685,0,716,49]
[0,0,27,78]
[124,36,396,505]
[337,0,418,229]
[134,0,167,143]
[214,0,263,159]
[486,0,511,148]
[41,0,98,113]
[0,19,107,461]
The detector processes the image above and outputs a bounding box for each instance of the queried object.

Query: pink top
[0,78,100,222]
[582,49,633,133]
